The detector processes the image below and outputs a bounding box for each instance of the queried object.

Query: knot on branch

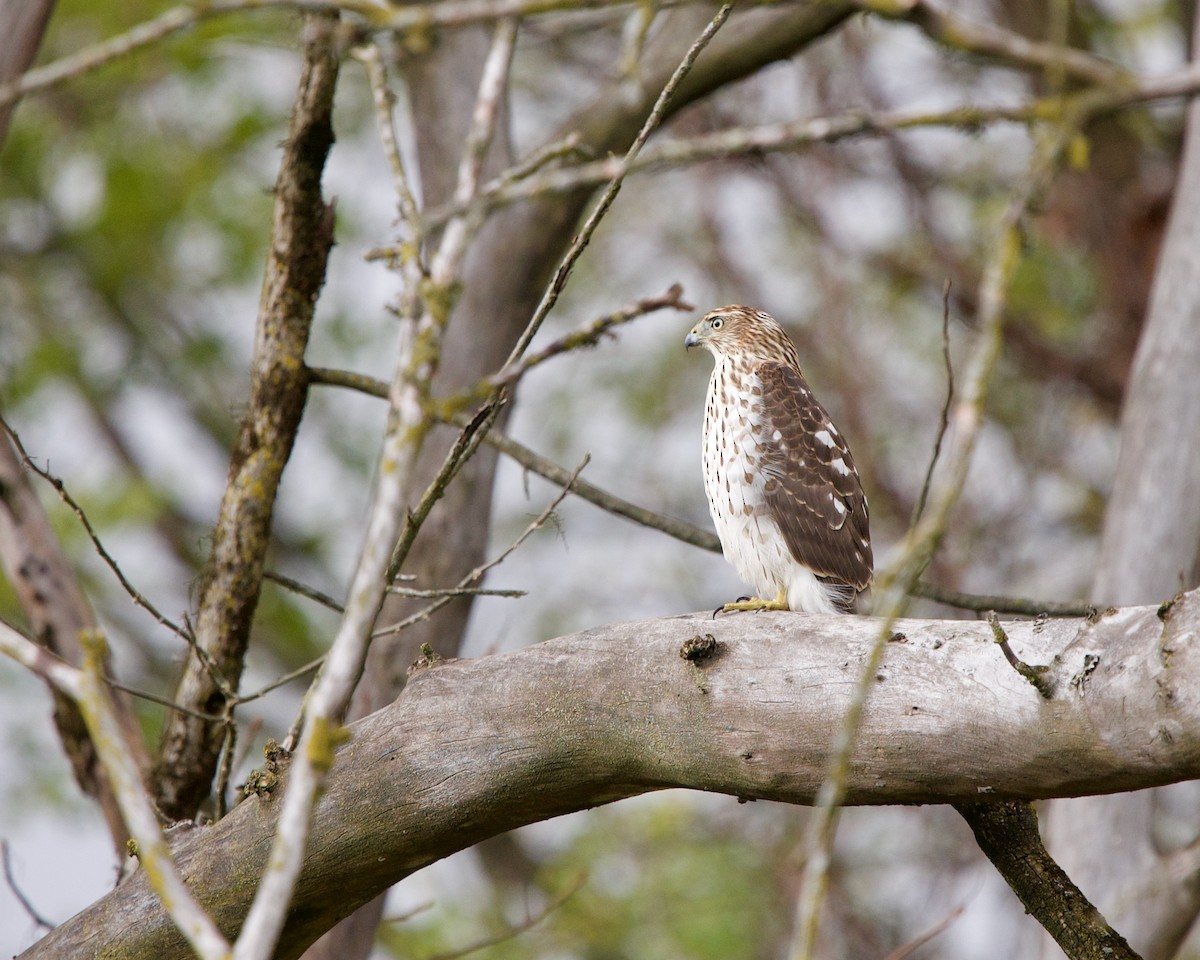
[679,633,720,663]
[242,738,285,800]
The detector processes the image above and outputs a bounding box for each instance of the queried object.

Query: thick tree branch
[955,800,1141,960]
[24,589,1200,960]
[153,14,341,821]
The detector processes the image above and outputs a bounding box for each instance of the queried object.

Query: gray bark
[0,0,55,144]
[22,592,1200,960]
[1040,11,1200,959]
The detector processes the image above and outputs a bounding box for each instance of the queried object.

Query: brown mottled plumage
[685,305,873,614]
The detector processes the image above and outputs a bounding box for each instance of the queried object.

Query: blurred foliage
[379,799,797,960]
[0,0,340,695]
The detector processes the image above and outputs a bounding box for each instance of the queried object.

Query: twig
[1,418,188,641]
[488,132,590,189]
[0,620,231,959]
[855,0,1128,87]
[0,420,145,854]
[472,418,723,551]
[881,902,966,960]
[307,366,391,397]
[421,62,1200,229]
[0,0,697,112]
[387,586,526,599]
[427,17,519,286]
[352,43,423,236]
[617,3,657,96]
[263,570,345,613]
[214,722,239,820]
[499,3,733,371]
[1,840,55,931]
[308,368,724,553]
[387,401,504,581]
[372,455,589,639]
[105,679,225,721]
[425,871,587,960]
[912,278,954,525]
[380,900,435,926]
[789,124,1078,960]
[238,657,326,705]
[987,612,1054,698]
[485,283,693,389]
[912,580,1095,618]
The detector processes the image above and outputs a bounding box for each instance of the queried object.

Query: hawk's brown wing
[756,361,873,590]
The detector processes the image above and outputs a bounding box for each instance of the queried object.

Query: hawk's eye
[710,317,724,330]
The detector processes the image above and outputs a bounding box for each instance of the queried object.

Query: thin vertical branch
[353,43,422,231]
[911,278,955,526]
[153,12,341,822]
[234,19,521,960]
[428,17,519,285]
[788,125,1076,960]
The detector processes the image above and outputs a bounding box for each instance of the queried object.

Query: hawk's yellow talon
[720,587,789,614]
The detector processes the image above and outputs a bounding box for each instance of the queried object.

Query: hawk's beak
[684,329,702,350]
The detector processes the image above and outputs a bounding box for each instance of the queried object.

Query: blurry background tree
[1,0,1200,959]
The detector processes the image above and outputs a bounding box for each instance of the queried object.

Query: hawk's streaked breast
[687,306,873,614]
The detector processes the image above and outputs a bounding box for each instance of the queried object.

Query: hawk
[685,305,873,614]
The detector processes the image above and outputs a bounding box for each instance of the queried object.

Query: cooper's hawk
[685,305,872,614]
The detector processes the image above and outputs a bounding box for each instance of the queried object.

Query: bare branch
[352,43,422,233]
[911,278,954,526]
[425,872,586,960]
[386,401,504,583]
[372,455,589,639]
[791,124,1079,959]
[1,418,187,640]
[25,590,1200,960]
[1,841,54,932]
[263,570,345,613]
[0,621,231,960]
[882,902,966,960]
[855,0,1128,87]
[154,12,341,823]
[954,800,1141,960]
[239,658,325,705]
[0,419,146,853]
[310,361,723,551]
[500,3,733,369]
[912,580,1096,618]
[386,585,526,599]
[421,65,1200,229]
[0,0,55,144]
[471,418,723,551]
[105,679,226,722]
[234,20,522,960]
[486,283,693,390]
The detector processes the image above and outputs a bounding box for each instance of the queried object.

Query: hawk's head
[684,305,798,366]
